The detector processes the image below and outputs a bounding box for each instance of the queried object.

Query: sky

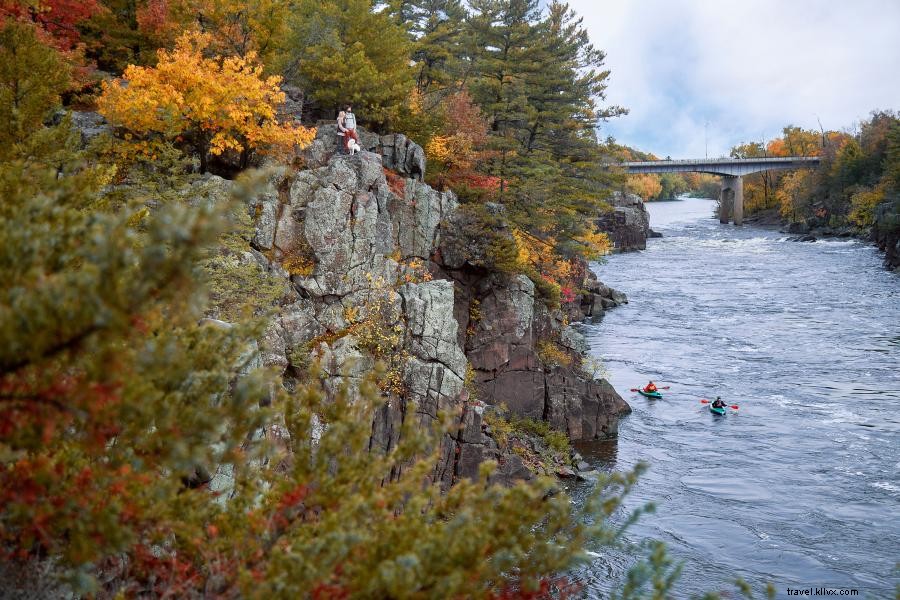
[567,0,900,159]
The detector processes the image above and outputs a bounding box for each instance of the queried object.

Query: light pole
[705,120,709,159]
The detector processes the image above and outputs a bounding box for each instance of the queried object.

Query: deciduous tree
[98,31,315,172]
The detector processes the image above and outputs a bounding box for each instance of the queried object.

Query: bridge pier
[719,175,743,226]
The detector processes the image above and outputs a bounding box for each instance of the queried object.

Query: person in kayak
[711,397,726,409]
[644,381,658,393]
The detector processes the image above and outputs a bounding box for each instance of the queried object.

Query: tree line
[615,113,900,228]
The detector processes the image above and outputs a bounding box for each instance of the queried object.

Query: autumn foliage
[0,0,99,50]
[98,31,315,172]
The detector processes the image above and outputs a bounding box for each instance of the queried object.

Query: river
[573,197,900,598]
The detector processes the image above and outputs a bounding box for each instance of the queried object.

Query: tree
[626,173,662,201]
[389,0,469,100]
[136,0,290,65]
[0,20,70,157]
[0,0,100,50]
[97,31,315,172]
[79,0,159,73]
[278,0,413,127]
[425,89,493,192]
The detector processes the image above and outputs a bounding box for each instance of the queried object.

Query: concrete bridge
[619,156,821,225]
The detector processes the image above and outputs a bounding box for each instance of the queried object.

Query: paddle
[630,386,670,392]
[700,399,739,409]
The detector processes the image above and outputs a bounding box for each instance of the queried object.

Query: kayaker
[712,397,726,409]
[644,381,658,393]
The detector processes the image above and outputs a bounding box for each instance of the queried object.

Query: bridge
[618,156,821,225]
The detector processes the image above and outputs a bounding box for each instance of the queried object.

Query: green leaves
[280,0,414,127]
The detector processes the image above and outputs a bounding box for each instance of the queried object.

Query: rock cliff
[223,132,631,484]
[595,191,653,252]
[873,197,900,271]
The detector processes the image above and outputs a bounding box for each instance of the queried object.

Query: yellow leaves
[513,229,576,286]
[97,31,315,170]
[625,173,662,201]
[573,230,612,261]
[849,184,886,227]
[426,134,477,171]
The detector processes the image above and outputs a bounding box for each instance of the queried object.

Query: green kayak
[709,404,726,415]
[638,390,663,399]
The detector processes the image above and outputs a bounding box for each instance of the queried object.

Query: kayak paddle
[630,386,671,392]
[700,399,739,409]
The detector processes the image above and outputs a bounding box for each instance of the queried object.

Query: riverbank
[743,207,900,271]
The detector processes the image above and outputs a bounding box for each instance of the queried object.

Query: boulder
[278,84,304,124]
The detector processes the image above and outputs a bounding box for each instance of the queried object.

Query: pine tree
[389,0,469,100]
[0,21,71,156]
[278,0,414,127]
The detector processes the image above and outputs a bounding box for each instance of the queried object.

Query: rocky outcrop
[433,206,630,457]
[236,148,628,485]
[873,197,900,271]
[577,269,628,322]
[278,84,305,125]
[595,191,651,252]
[65,110,112,145]
[303,124,426,181]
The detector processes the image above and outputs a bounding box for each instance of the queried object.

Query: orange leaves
[0,0,99,50]
[425,90,494,192]
[383,166,406,197]
[514,229,573,292]
[766,138,787,157]
[98,31,315,171]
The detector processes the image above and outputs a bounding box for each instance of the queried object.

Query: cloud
[569,0,900,158]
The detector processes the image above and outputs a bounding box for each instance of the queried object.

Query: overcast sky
[567,0,900,158]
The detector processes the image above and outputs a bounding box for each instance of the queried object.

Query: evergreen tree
[0,21,71,156]
[278,0,414,127]
[389,0,469,100]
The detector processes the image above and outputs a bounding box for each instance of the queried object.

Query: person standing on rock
[337,103,359,154]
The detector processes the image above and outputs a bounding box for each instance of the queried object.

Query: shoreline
[741,207,899,271]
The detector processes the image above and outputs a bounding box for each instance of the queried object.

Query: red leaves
[0,0,100,50]
[279,484,309,509]
[383,167,406,197]
[311,582,350,600]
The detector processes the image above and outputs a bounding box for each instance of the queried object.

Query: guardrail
[618,156,820,167]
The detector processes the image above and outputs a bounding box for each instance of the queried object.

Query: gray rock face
[873,197,900,271]
[240,137,629,485]
[445,268,629,441]
[70,110,112,145]
[595,191,651,252]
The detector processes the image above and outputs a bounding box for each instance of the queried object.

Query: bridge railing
[618,156,820,167]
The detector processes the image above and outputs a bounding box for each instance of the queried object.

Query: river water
[573,197,900,598]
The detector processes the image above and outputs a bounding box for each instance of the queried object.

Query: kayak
[709,404,726,415]
[638,390,663,399]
